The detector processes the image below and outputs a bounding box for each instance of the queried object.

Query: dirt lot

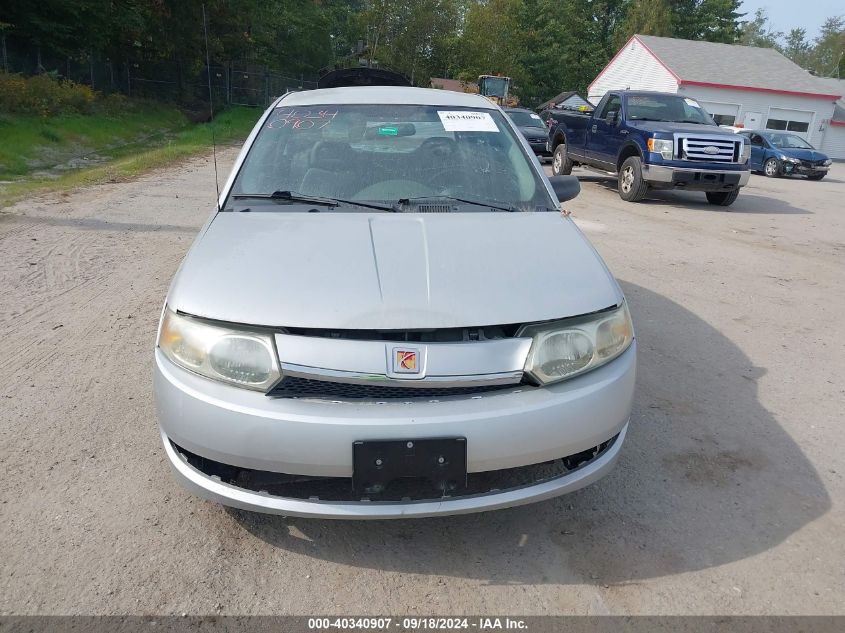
[1,152,843,615]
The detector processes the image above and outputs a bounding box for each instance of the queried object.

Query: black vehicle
[503,107,551,158]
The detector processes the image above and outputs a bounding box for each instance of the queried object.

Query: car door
[746,133,766,170]
[587,94,624,169]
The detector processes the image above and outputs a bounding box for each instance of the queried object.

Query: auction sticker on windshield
[437,111,498,132]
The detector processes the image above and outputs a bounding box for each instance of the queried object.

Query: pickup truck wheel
[618,156,648,202]
[763,158,781,177]
[552,144,573,175]
[705,190,740,206]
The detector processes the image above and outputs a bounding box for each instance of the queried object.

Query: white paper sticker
[684,98,700,108]
[437,111,499,132]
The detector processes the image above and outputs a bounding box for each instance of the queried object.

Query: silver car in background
[154,86,636,519]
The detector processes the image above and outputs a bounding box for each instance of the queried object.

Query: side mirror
[606,110,619,126]
[548,175,580,202]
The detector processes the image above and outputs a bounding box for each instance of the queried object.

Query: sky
[740,0,843,39]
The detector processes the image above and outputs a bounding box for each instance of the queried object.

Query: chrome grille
[678,135,740,163]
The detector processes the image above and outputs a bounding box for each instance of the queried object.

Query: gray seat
[298,141,357,198]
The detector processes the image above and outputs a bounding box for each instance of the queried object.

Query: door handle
[620,130,629,135]
[591,125,597,133]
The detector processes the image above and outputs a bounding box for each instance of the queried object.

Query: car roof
[609,90,681,98]
[741,130,789,136]
[276,86,497,109]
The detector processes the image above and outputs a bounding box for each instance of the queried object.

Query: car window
[229,104,555,211]
[764,133,813,150]
[748,133,764,147]
[506,110,544,127]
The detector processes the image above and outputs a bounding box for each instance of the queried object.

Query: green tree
[810,15,845,77]
[354,0,461,84]
[617,0,673,47]
[693,0,742,42]
[781,28,812,68]
[739,7,782,48]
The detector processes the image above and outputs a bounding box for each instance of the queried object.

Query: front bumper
[782,162,829,176]
[529,141,551,156]
[642,164,750,191]
[154,343,636,518]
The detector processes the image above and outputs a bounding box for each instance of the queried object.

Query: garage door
[821,124,845,160]
[766,107,813,138]
[699,101,740,127]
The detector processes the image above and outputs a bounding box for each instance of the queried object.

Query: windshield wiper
[230,191,395,212]
[397,196,519,213]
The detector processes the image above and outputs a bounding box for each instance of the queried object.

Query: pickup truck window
[598,95,621,120]
[625,94,715,126]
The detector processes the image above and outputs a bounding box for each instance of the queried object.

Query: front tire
[618,156,648,202]
[763,158,780,177]
[706,190,740,206]
[552,144,573,175]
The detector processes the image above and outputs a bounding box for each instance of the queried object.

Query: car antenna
[202,3,221,212]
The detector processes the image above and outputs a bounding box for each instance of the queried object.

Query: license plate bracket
[352,437,467,499]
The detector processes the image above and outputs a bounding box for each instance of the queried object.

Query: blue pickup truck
[547,90,751,206]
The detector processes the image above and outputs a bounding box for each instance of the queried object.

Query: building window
[766,118,809,133]
[712,113,736,126]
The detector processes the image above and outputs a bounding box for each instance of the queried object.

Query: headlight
[158,308,281,391]
[741,143,751,164]
[518,302,634,385]
[647,138,674,160]
[823,159,832,166]
[781,156,800,164]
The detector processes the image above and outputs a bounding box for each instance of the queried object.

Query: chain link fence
[1,40,318,107]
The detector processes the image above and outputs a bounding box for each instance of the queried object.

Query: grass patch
[0,105,260,208]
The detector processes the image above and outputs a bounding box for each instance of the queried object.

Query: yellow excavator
[477,74,518,107]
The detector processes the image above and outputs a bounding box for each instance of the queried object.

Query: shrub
[0,72,97,116]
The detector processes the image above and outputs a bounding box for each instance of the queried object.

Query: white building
[587,35,845,158]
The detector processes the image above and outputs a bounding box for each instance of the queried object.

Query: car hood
[773,147,827,161]
[517,125,548,138]
[168,212,622,330]
[627,121,729,136]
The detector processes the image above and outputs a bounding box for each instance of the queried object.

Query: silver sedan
[154,86,635,519]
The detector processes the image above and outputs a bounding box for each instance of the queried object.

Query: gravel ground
[0,151,843,615]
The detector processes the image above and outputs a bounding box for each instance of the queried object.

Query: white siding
[677,85,835,148]
[820,125,845,160]
[588,38,678,103]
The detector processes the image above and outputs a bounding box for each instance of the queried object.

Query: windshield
[506,110,544,127]
[625,94,715,125]
[227,104,554,212]
[765,133,813,149]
